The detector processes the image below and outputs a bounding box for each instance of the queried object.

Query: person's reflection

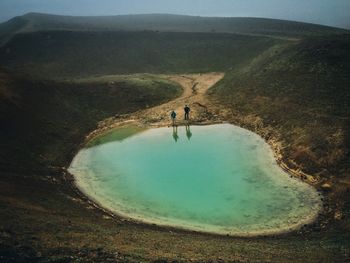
[185,124,192,140]
[172,125,179,142]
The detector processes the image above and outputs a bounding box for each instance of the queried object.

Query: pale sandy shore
[68,72,323,237]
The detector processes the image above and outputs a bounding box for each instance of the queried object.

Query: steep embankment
[209,35,350,228]
[210,35,350,175]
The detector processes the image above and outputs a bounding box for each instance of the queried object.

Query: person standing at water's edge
[184,105,190,120]
[170,110,177,126]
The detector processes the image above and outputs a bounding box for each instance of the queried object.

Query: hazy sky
[0,0,349,29]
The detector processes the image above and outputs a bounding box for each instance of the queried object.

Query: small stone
[334,211,342,220]
[321,183,332,190]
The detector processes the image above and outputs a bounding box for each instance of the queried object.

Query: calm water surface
[69,124,321,235]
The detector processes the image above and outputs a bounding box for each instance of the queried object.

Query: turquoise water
[69,124,321,235]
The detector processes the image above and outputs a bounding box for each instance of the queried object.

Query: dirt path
[85,72,319,187]
[136,72,225,126]
[77,71,325,240]
[88,73,225,139]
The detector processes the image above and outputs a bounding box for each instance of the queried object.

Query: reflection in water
[172,126,179,142]
[185,125,192,140]
[70,124,322,236]
[172,125,193,142]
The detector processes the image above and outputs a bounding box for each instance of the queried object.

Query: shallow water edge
[68,122,323,237]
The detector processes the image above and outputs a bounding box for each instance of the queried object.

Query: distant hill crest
[0,12,348,46]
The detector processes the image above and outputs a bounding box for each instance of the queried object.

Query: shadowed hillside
[0,31,282,79]
[0,70,181,172]
[0,12,348,46]
[209,34,350,207]
[0,13,347,79]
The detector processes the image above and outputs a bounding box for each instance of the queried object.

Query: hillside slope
[0,70,181,172]
[210,34,350,184]
[0,12,348,46]
[0,31,282,79]
[208,36,350,246]
[1,69,349,263]
[0,13,350,262]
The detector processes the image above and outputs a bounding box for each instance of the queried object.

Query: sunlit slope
[0,31,281,78]
[209,35,350,177]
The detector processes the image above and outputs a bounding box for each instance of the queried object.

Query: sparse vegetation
[0,12,347,45]
[0,31,281,79]
[0,13,350,262]
[0,70,181,171]
[210,35,350,176]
